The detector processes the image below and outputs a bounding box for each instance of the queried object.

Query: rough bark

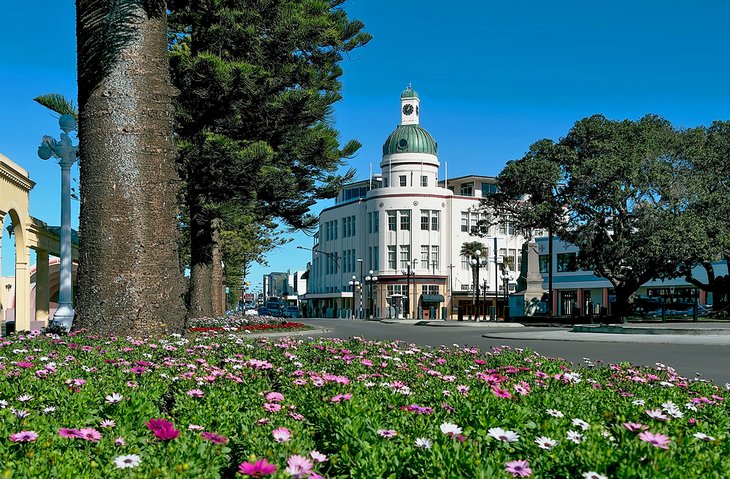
[74,4,187,336]
[210,226,225,317]
[188,206,215,318]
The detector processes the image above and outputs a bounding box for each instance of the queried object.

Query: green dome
[382,125,438,156]
[401,86,419,99]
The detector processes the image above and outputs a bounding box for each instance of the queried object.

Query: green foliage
[168,0,371,229]
[33,94,79,121]
[1,333,728,477]
[489,114,706,316]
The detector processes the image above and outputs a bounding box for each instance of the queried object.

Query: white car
[244,309,259,316]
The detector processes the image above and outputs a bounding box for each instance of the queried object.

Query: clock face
[402,104,414,115]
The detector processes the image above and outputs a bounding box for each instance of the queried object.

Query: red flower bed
[189,322,309,333]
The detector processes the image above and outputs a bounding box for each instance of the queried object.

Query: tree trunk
[211,226,225,316]
[188,206,215,318]
[611,286,634,323]
[74,3,186,336]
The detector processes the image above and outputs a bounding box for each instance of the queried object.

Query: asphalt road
[298,319,730,386]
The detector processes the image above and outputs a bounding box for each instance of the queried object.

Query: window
[421,210,430,230]
[333,220,338,239]
[399,175,407,187]
[421,285,439,295]
[373,211,379,233]
[470,213,479,235]
[461,255,470,270]
[387,246,397,269]
[399,246,411,269]
[421,175,428,187]
[384,177,389,187]
[342,217,348,238]
[373,246,379,270]
[367,213,372,234]
[421,245,429,264]
[343,250,348,272]
[481,183,498,197]
[431,211,439,231]
[539,255,549,273]
[351,216,356,236]
[431,245,439,270]
[557,253,577,272]
[460,182,473,196]
[461,212,469,232]
[387,284,405,296]
[400,210,410,231]
[387,211,397,231]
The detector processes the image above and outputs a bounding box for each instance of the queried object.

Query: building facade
[534,236,728,317]
[304,87,527,319]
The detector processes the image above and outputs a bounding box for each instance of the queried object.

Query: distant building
[535,237,728,317]
[302,87,530,319]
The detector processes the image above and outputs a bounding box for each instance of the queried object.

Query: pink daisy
[186,389,204,398]
[272,427,291,443]
[201,432,228,444]
[238,458,277,477]
[639,431,672,449]
[505,460,532,478]
[623,422,648,432]
[265,392,285,403]
[285,455,313,479]
[58,428,80,438]
[310,450,328,463]
[9,431,39,442]
[377,429,398,438]
[78,428,102,442]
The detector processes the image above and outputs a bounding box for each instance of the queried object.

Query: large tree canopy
[490,114,698,319]
[167,0,371,317]
[676,121,730,315]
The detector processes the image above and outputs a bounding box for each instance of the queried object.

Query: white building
[304,87,527,319]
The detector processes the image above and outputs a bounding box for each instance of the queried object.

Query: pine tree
[168,0,371,317]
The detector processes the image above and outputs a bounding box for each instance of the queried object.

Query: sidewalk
[481,321,730,345]
[378,319,525,328]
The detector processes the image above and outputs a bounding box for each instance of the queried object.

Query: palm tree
[73,0,186,335]
[460,241,488,319]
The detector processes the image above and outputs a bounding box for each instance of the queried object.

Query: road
[297,319,730,386]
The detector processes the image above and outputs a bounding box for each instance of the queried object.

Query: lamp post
[356,258,364,319]
[348,276,360,319]
[501,265,511,322]
[365,270,378,319]
[401,259,417,319]
[470,250,487,321]
[38,114,79,332]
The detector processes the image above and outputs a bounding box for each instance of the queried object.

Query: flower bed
[188,315,312,334]
[1,331,729,478]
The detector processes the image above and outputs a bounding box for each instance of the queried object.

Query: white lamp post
[348,276,360,319]
[365,270,378,319]
[470,250,487,321]
[38,114,78,332]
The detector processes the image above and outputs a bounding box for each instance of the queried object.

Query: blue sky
[2,1,730,296]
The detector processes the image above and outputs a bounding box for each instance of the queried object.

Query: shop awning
[421,294,445,303]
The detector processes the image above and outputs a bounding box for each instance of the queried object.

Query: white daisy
[114,454,141,469]
[415,437,433,449]
[692,432,716,442]
[439,422,463,436]
[546,408,564,418]
[572,418,590,431]
[487,427,520,443]
[582,472,608,479]
[534,436,558,449]
[567,430,583,444]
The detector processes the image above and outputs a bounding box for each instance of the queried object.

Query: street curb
[481,331,730,345]
[241,328,332,338]
[378,319,525,328]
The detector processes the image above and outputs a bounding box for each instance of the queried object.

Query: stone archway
[1,153,78,332]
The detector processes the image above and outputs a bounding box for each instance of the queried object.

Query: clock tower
[400,85,420,125]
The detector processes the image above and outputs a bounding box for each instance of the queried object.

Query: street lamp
[348,276,360,319]
[470,250,487,321]
[365,270,378,319]
[501,265,511,322]
[401,259,417,319]
[356,258,364,319]
[38,114,79,332]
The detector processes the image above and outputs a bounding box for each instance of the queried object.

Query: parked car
[244,308,259,316]
[257,307,272,316]
[282,306,302,319]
